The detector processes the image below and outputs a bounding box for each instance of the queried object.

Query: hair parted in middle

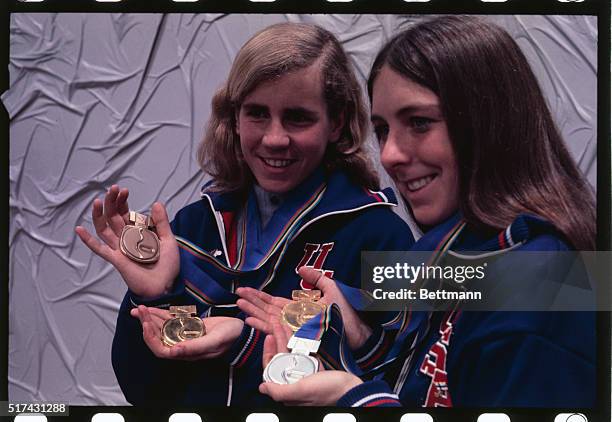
[367,15,596,250]
[198,22,378,193]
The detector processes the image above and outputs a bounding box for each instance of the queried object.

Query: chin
[414,215,439,227]
[413,206,454,228]
[258,180,294,194]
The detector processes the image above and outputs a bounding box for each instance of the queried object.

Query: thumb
[259,381,298,402]
[262,334,277,367]
[150,202,173,238]
[298,267,336,294]
[298,268,370,350]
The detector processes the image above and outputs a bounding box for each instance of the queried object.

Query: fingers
[262,334,277,367]
[86,186,129,249]
[237,298,282,326]
[115,187,130,224]
[91,199,120,248]
[237,288,296,335]
[136,306,190,359]
[168,325,224,361]
[298,266,350,310]
[271,320,290,354]
[259,382,302,404]
[236,298,267,321]
[75,225,117,263]
[135,309,241,361]
[130,306,167,328]
[136,306,170,358]
[244,316,270,333]
[298,267,334,293]
[104,185,128,236]
[150,202,173,239]
[236,287,274,308]
[142,309,169,331]
[297,267,370,350]
[145,307,172,320]
[236,288,290,314]
[298,266,353,309]
[167,342,201,361]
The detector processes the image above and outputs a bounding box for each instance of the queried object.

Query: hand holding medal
[280,290,327,332]
[236,266,372,350]
[161,305,206,346]
[263,304,328,385]
[258,316,363,406]
[131,305,244,360]
[75,185,179,299]
[119,211,160,264]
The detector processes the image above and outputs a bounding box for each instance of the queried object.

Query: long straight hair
[368,16,595,250]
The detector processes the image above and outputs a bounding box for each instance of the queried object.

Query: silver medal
[263,353,318,384]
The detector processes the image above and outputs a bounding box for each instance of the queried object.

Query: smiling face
[236,64,342,194]
[372,65,459,227]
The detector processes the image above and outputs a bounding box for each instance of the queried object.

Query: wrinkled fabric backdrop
[3,14,597,405]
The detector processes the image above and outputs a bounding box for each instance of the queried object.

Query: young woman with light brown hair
[77,22,414,406]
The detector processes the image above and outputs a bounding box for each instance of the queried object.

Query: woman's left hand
[259,371,363,406]
[131,305,244,360]
[259,319,363,406]
[237,266,372,350]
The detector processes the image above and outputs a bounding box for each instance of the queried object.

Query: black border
[2,0,608,14]
[2,1,611,422]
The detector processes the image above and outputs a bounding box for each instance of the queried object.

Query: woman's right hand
[75,185,180,299]
[131,306,244,360]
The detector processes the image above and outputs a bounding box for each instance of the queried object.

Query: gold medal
[281,290,326,331]
[120,211,160,264]
[161,305,205,347]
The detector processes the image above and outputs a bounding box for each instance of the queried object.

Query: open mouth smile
[260,157,297,168]
[406,175,436,192]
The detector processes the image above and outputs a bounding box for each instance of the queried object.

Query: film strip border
[1,2,611,422]
[3,0,610,13]
[0,408,603,422]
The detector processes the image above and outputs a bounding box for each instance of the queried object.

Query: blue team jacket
[111,169,415,406]
[338,213,596,408]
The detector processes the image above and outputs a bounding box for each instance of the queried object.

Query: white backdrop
[3,14,597,405]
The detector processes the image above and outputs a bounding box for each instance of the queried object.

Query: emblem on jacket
[295,242,335,290]
[419,313,456,407]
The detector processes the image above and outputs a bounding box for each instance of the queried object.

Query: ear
[329,111,345,143]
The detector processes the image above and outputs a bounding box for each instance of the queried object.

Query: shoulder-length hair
[198,22,379,193]
[368,16,596,250]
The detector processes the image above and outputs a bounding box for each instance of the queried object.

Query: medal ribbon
[384,219,466,360]
[293,305,332,342]
[177,185,326,310]
[314,218,467,378]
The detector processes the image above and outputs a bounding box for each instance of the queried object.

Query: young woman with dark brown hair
[243,16,596,407]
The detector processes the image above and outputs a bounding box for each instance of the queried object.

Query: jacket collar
[415,212,562,253]
[201,168,398,215]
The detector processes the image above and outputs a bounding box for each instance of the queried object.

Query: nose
[380,130,411,171]
[262,119,290,149]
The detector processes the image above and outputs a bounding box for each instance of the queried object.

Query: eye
[244,106,269,120]
[410,116,434,133]
[373,124,389,144]
[284,110,315,126]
